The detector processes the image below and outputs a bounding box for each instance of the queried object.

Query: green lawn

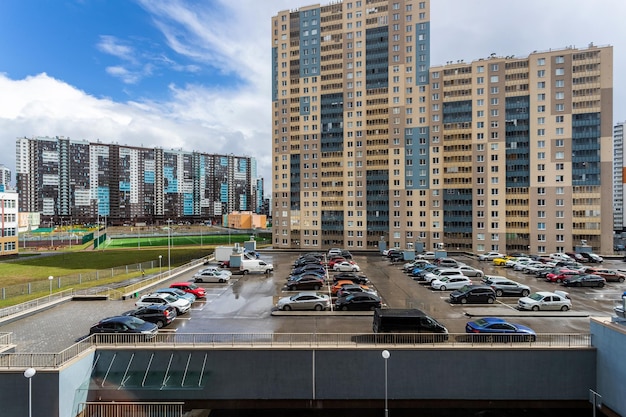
[105,234,254,248]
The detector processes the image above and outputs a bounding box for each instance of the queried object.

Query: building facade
[0,165,11,191]
[271,0,613,254]
[0,191,19,256]
[614,122,624,235]
[16,136,263,225]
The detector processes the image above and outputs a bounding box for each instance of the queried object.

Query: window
[556,92,565,100]
[555,56,565,64]
[537,58,546,66]
[555,68,565,75]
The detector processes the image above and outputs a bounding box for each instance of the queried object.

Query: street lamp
[24,367,36,417]
[48,275,53,297]
[159,255,162,276]
[382,350,390,417]
[166,219,172,274]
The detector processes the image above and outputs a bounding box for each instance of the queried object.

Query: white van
[240,259,274,275]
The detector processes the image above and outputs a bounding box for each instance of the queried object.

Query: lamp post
[382,350,390,417]
[48,275,53,297]
[159,255,162,276]
[24,367,36,417]
[166,219,172,274]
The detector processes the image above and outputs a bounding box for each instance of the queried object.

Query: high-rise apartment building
[614,122,624,234]
[0,165,11,191]
[271,0,613,254]
[16,136,262,225]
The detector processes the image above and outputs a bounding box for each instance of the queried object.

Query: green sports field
[103,234,265,248]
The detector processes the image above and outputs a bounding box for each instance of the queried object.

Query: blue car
[411,264,438,279]
[465,317,536,342]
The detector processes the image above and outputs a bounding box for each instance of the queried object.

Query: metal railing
[0,289,75,320]
[0,332,592,369]
[77,402,184,417]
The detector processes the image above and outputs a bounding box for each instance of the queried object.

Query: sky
[0,0,625,192]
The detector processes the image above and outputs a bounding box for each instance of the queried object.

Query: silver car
[276,292,330,311]
[482,276,530,297]
[518,291,571,311]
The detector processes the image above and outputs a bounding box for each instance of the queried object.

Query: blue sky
[1,0,625,191]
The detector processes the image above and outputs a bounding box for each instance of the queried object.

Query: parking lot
[1,250,624,353]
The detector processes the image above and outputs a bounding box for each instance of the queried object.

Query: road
[0,251,622,352]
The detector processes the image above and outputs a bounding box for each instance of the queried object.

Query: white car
[199,266,232,276]
[423,268,465,284]
[518,291,571,311]
[402,259,430,272]
[513,260,534,271]
[135,293,192,315]
[416,251,436,260]
[430,275,472,291]
[193,269,231,283]
[456,264,484,278]
[505,257,531,268]
[549,253,572,262]
[333,261,360,272]
[478,252,505,261]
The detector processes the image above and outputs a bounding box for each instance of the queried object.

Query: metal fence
[0,332,593,369]
[77,402,184,417]
[0,259,175,300]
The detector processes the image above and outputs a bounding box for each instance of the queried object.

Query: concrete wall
[0,347,598,417]
[88,348,595,402]
[591,318,626,416]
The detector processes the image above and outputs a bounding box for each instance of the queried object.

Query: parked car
[135,293,192,315]
[506,257,532,268]
[388,252,405,263]
[416,251,436,260]
[465,317,536,342]
[402,259,430,273]
[122,305,177,328]
[549,253,572,262]
[517,291,571,311]
[579,253,603,263]
[335,292,382,311]
[332,272,369,285]
[276,292,330,311]
[288,270,326,281]
[430,276,472,291]
[327,248,343,257]
[153,287,196,303]
[562,274,606,288]
[565,252,587,263]
[545,269,579,284]
[423,268,465,284]
[449,285,496,304]
[434,258,460,268]
[585,268,626,283]
[337,283,377,298]
[193,269,231,283]
[89,315,158,337]
[333,261,360,272]
[291,264,327,276]
[199,266,232,276]
[285,275,325,291]
[482,276,531,297]
[492,256,513,266]
[410,264,439,279]
[327,257,352,268]
[331,279,370,295]
[169,282,206,299]
[478,252,505,261]
[456,265,484,278]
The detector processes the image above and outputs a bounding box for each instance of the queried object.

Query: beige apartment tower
[271,0,613,255]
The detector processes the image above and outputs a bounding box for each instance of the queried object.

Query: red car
[170,282,206,299]
[328,257,353,268]
[545,269,578,284]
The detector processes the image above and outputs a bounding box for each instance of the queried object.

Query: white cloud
[1,0,625,194]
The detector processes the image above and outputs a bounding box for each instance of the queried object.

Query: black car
[449,285,496,304]
[332,272,369,285]
[287,271,326,281]
[122,305,177,328]
[563,274,606,288]
[335,292,382,311]
[291,264,327,276]
[89,315,158,337]
[285,276,325,291]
